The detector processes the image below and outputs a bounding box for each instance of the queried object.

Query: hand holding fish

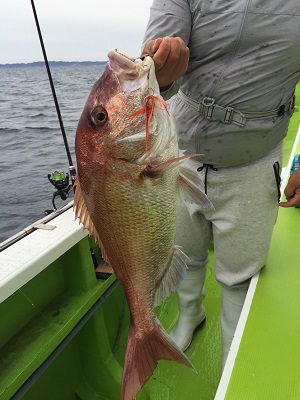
[141,36,189,90]
[279,168,300,207]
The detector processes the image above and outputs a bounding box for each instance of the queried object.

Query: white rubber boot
[221,285,249,368]
[169,264,207,351]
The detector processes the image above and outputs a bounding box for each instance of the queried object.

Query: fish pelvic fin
[179,159,214,209]
[121,320,195,400]
[154,246,189,306]
[73,177,110,264]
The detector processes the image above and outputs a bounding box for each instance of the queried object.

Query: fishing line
[30,0,77,185]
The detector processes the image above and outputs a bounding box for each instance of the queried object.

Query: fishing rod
[30,0,77,213]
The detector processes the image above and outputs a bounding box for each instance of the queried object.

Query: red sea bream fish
[74,49,210,400]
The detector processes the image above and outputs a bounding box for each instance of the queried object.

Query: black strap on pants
[197,164,218,195]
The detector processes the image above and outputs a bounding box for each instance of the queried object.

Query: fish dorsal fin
[73,177,110,264]
[154,246,190,306]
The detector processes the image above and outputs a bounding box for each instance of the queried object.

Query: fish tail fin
[121,321,195,400]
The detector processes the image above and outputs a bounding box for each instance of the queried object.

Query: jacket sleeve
[143,0,192,99]
[142,0,192,46]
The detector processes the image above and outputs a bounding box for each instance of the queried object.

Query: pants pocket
[273,161,281,203]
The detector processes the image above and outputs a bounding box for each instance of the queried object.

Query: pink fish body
[74,50,209,399]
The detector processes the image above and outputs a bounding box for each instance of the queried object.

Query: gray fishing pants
[176,142,283,288]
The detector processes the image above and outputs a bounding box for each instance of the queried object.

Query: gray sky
[0,0,152,64]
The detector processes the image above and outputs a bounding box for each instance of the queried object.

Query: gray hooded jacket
[143,0,300,166]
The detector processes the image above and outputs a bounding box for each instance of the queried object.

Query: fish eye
[91,106,108,126]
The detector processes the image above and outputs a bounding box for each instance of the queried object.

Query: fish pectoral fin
[179,159,214,208]
[73,177,110,264]
[141,154,199,179]
[154,246,189,306]
[121,321,194,400]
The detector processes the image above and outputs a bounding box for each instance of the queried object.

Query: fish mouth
[108,49,139,78]
[108,49,136,67]
[107,49,154,96]
[107,49,152,80]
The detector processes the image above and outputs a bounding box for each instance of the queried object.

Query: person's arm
[141,0,191,97]
[279,168,300,207]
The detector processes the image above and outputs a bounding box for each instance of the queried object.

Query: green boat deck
[0,85,299,399]
[219,115,300,399]
[222,158,300,400]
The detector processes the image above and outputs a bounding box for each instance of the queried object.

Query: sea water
[0,64,105,243]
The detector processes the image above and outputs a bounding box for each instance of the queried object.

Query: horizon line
[0,60,107,67]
